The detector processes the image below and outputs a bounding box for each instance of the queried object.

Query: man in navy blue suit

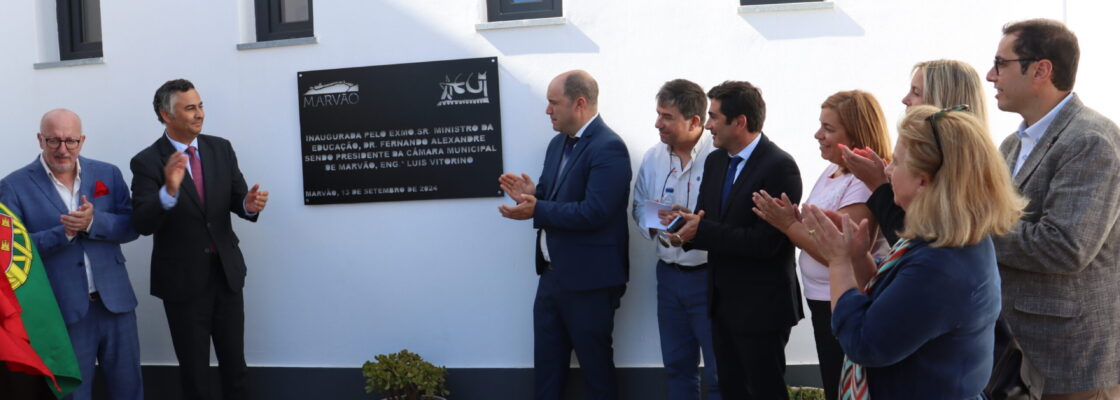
[499,70,632,400]
[0,109,142,400]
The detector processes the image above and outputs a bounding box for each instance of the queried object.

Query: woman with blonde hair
[844,59,989,243]
[802,105,1026,399]
[903,59,990,126]
[751,90,892,400]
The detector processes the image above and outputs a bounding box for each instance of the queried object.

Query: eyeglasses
[42,136,82,150]
[926,104,971,172]
[993,56,1040,76]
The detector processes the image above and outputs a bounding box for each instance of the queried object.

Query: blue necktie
[562,135,578,162]
[553,135,579,193]
[721,156,743,213]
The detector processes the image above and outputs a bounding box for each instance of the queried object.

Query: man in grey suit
[987,18,1120,399]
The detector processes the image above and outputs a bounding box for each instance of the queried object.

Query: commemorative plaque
[297,57,503,204]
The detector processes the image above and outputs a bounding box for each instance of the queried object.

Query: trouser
[657,261,720,400]
[163,256,247,400]
[711,313,791,400]
[533,267,624,400]
[807,299,844,400]
[65,296,143,400]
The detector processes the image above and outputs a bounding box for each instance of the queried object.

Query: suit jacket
[0,157,139,324]
[686,134,804,332]
[533,116,632,291]
[993,94,1120,393]
[130,134,257,301]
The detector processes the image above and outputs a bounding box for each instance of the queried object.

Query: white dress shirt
[631,135,714,266]
[729,133,762,181]
[1013,93,1074,177]
[39,155,96,294]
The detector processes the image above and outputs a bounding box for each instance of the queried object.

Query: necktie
[553,136,579,190]
[560,136,578,170]
[185,146,205,206]
[720,156,743,213]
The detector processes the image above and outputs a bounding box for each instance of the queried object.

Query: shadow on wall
[478,23,599,56]
[741,6,864,40]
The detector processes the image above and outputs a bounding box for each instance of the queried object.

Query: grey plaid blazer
[993,94,1120,393]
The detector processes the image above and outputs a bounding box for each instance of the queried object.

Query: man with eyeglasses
[630,79,720,400]
[0,109,143,400]
[987,18,1120,399]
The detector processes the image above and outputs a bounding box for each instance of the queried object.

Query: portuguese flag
[1,202,81,398]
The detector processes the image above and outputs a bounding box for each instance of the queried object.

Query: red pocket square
[93,180,109,198]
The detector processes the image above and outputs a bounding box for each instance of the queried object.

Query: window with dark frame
[56,0,102,61]
[255,0,314,42]
[740,0,822,5]
[486,0,562,22]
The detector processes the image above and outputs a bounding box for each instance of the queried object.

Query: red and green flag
[1,202,81,398]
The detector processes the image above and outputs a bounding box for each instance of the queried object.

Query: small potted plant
[788,386,826,400]
[363,349,449,400]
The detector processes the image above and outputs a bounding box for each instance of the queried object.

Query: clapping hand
[800,204,870,266]
[840,144,888,191]
[61,195,94,237]
[245,184,269,213]
[163,151,188,196]
[498,193,537,220]
[752,190,800,232]
[498,173,535,204]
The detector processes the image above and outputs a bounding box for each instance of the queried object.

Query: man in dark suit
[130,79,269,400]
[669,81,803,399]
[498,70,631,400]
[0,109,142,400]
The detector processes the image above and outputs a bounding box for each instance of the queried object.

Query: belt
[663,262,707,271]
[88,291,100,301]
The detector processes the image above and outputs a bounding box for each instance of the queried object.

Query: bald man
[0,109,143,400]
[499,70,632,400]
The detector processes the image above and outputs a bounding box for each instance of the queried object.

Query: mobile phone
[666,216,686,233]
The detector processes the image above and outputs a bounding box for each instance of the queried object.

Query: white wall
[1,0,1116,369]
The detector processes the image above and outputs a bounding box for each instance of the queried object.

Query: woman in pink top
[751,90,893,400]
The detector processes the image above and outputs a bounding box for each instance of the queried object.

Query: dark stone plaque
[297,57,503,204]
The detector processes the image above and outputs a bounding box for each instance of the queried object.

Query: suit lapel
[551,117,599,199]
[199,136,219,214]
[549,116,601,200]
[26,158,69,214]
[77,158,95,202]
[540,136,562,200]
[1003,140,1021,178]
[158,135,205,212]
[1013,95,1082,188]
[707,152,730,221]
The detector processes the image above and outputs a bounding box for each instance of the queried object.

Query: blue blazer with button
[533,116,632,291]
[0,156,140,324]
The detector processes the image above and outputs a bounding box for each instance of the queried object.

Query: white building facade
[1,0,1115,398]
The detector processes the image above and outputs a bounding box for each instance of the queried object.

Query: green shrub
[362,349,449,400]
[788,386,826,400]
